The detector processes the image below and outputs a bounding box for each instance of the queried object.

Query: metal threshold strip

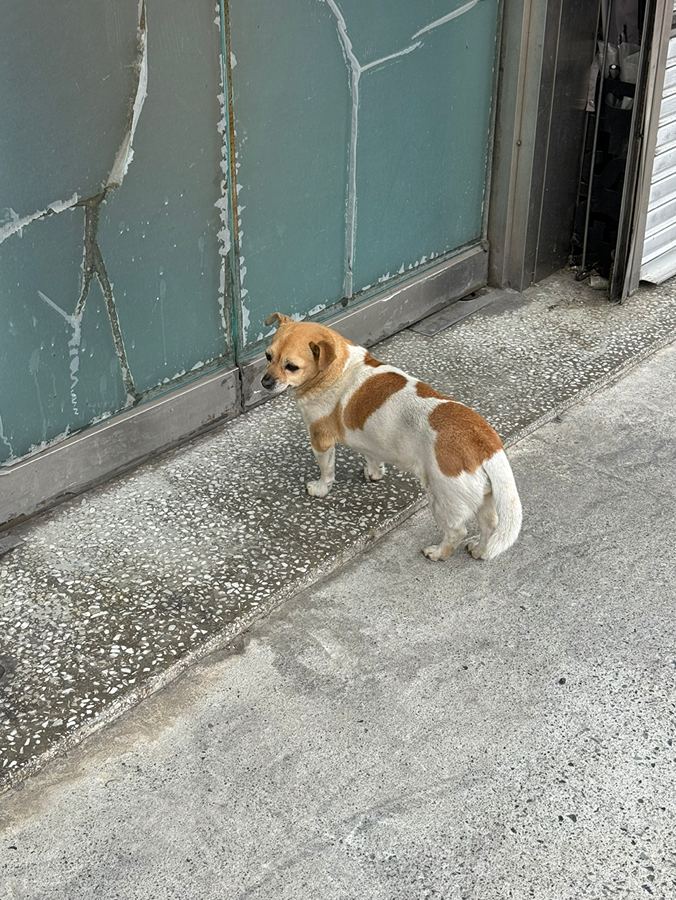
[408,288,511,336]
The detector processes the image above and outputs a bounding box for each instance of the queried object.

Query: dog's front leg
[307,444,335,498]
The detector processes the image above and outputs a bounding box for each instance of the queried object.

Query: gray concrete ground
[1,341,675,900]
[4,271,676,791]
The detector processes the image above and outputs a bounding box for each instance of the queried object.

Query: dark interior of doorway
[571,0,648,291]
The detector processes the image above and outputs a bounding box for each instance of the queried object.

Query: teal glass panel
[1,0,233,465]
[98,0,231,392]
[0,0,138,219]
[228,0,351,352]
[0,209,127,464]
[227,0,498,344]
[352,0,499,291]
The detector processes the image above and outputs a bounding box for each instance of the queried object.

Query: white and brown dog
[261,313,522,561]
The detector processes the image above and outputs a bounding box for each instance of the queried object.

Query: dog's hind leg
[423,521,467,561]
[363,454,386,482]
[422,491,467,562]
[467,492,498,559]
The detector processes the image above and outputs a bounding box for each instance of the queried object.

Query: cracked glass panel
[0,210,127,464]
[228,0,499,354]
[228,0,350,351]
[0,1,138,219]
[0,0,232,465]
[98,0,229,393]
[353,0,499,291]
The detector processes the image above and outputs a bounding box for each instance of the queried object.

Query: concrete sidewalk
[1,339,675,899]
[3,270,676,793]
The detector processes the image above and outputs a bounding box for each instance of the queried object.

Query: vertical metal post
[579,0,614,276]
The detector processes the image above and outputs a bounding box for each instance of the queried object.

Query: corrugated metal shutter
[641,29,676,282]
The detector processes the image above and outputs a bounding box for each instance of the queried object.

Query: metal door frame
[621,0,674,298]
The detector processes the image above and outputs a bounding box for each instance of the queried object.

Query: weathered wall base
[0,368,240,528]
[241,244,488,409]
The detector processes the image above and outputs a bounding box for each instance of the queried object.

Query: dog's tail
[482,449,522,559]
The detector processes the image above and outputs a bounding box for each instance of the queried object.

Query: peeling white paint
[238,252,249,343]
[241,303,250,343]
[106,0,148,189]
[89,409,114,426]
[24,426,75,461]
[159,357,215,386]
[216,215,231,255]
[37,291,82,416]
[412,0,481,39]
[360,41,422,73]
[323,0,360,299]
[215,76,231,342]
[233,137,250,341]
[0,194,79,246]
[0,412,15,460]
[307,302,327,316]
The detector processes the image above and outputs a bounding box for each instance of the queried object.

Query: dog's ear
[265,312,291,328]
[309,340,336,372]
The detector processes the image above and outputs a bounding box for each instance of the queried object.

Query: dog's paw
[363,463,386,482]
[423,544,452,562]
[307,480,331,498]
[466,539,487,560]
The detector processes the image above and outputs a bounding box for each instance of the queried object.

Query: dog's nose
[261,373,276,391]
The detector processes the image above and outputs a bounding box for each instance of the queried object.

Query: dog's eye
[265,352,272,362]
[285,363,299,372]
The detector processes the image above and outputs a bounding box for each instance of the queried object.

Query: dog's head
[261,313,343,395]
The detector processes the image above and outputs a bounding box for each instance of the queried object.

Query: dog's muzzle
[261,373,277,391]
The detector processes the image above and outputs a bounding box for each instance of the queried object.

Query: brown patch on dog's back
[309,402,345,452]
[364,352,383,367]
[416,381,447,400]
[344,371,407,431]
[428,401,502,477]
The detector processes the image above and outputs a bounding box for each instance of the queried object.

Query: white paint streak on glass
[360,41,422,72]
[216,78,231,338]
[106,0,148,188]
[323,0,360,299]
[37,291,82,416]
[241,302,250,338]
[0,412,14,459]
[412,0,480,39]
[236,157,249,342]
[0,195,79,245]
